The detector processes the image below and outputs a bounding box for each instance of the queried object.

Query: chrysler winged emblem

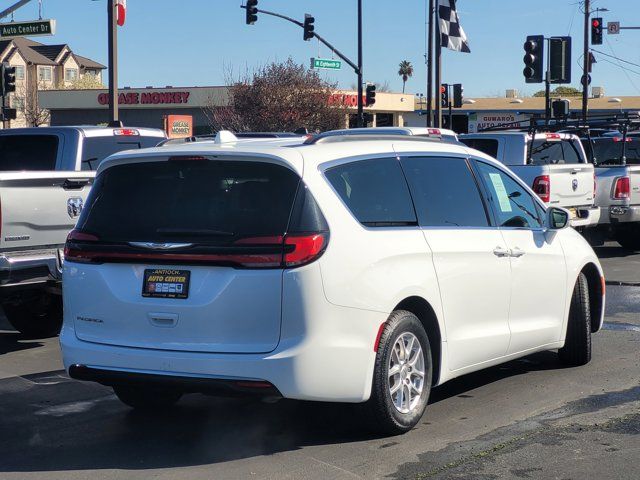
[572,179,578,192]
[67,197,84,219]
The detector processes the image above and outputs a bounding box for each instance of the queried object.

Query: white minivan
[60,132,605,434]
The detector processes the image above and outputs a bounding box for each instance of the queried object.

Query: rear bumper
[570,206,600,228]
[0,248,63,290]
[609,205,640,224]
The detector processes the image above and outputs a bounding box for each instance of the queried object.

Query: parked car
[315,126,459,143]
[459,132,599,229]
[581,136,640,249]
[0,126,166,337]
[61,131,604,434]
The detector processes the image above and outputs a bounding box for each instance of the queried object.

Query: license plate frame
[142,269,190,299]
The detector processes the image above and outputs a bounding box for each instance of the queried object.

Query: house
[0,37,105,127]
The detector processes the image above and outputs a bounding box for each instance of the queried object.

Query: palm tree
[398,60,413,94]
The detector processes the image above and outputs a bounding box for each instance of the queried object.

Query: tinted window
[401,157,489,227]
[582,138,640,165]
[0,135,58,170]
[325,158,417,226]
[459,138,499,158]
[79,160,300,244]
[81,136,162,170]
[476,161,543,228]
[529,139,581,165]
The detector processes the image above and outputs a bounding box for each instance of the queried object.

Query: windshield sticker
[489,173,513,212]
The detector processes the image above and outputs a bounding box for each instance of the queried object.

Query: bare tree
[15,81,50,127]
[204,58,348,133]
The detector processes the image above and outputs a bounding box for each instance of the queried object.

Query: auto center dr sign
[97,91,191,106]
[468,112,529,133]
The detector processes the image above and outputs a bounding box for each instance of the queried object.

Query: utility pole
[434,16,442,128]
[426,0,434,127]
[582,0,590,123]
[107,0,121,127]
[356,0,364,127]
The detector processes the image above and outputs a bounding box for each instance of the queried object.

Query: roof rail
[304,133,444,145]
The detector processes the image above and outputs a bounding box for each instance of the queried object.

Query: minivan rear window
[0,135,58,170]
[78,159,300,244]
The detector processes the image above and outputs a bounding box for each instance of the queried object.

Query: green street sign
[311,58,342,70]
[0,19,56,38]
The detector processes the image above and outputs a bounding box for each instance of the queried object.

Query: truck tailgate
[548,164,594,208]
[0,172,94,251]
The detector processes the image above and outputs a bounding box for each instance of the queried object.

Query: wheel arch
[580,262,605,333]
[393,296,443,386]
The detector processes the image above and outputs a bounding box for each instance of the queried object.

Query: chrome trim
[128,242,194,250]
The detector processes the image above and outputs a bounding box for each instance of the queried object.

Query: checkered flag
[438,0,470,53]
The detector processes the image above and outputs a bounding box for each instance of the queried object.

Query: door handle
[510,248,526,258]
[62,178,92,190]
[493,246,510,258]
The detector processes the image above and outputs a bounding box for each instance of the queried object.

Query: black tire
[113,385,183,410]
[2,294,62,338]
[558,272,592,366]
[365,310,433,435]
[614,225,640,251]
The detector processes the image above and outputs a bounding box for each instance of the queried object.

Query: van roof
[0,126,166,138]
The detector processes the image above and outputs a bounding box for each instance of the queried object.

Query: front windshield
[582,138,640,165]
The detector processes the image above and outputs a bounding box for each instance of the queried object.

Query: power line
[591,48,640,70]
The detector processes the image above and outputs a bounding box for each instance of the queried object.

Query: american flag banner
[438,0,470,53]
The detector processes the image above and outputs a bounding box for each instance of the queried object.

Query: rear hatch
[529,134,594,208]
[65,155,328,353]
[0,133,93,250]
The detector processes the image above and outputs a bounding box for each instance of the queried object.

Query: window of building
[38,66,52,82]
[401,157,490,228]
[475,161,543,229]
[325,158,417,226]
[65,68,78,82]
[14,65,25,80]
[12,97,25,111]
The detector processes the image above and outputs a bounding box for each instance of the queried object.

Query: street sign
[0,19,56,38]
[607,21,620,35]
[310,58,342,70]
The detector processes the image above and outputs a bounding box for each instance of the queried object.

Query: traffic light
[523,35,544,83]
[549,36,571,84]
[245,0,258,25]
[365,83,376,107]
[303,14,315,41]
[0,63,16,97]
[440,84,449,108]
[453,83,463,108]
[591,17,603,45]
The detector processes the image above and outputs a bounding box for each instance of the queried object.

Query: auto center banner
[468,112,530,133]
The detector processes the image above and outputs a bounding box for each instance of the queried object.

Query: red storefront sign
[164,114,193,139]
[328,93,367,107]
[97,91,191,106]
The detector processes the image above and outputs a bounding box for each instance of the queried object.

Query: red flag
[116,0,126,26]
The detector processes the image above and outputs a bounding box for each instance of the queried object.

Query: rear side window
[459,138,499,158]
[401,157,489,227]
[325,158,417,226]
[583,138,640,165]
[0,135,58,170]
[78,159,300,244]
[529,139,581,165]
[81,137,161,170]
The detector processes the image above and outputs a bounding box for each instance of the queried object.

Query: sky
[7,0,640,98]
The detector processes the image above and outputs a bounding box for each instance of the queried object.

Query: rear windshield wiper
[156,228,235,237]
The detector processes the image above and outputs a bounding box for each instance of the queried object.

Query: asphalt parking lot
[0,243,638,480]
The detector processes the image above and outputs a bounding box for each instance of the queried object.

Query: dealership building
[39,86,414,135]
[39,86,640,135]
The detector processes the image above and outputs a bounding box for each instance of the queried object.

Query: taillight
[113,128,139,136]
[283,233,328,267]
[532,175,551,203]
[613,176,630,199]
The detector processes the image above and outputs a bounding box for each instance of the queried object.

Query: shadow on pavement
[0,351,567,473]
[0,330,44,355]
[593,244,637,259]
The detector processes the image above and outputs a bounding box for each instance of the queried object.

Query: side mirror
[547,207,570,230]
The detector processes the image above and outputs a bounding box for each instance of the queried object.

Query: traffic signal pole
[241,4,363,126]
[582,0,590,123]
[107,0,121,127]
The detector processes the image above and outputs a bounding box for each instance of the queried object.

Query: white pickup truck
[460,131,599,229]
[581,136,640,250]
[0,126,166,337]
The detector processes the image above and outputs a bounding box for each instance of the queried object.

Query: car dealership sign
[468,112,529,133]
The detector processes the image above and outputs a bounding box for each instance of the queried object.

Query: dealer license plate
[142,269,190,299]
